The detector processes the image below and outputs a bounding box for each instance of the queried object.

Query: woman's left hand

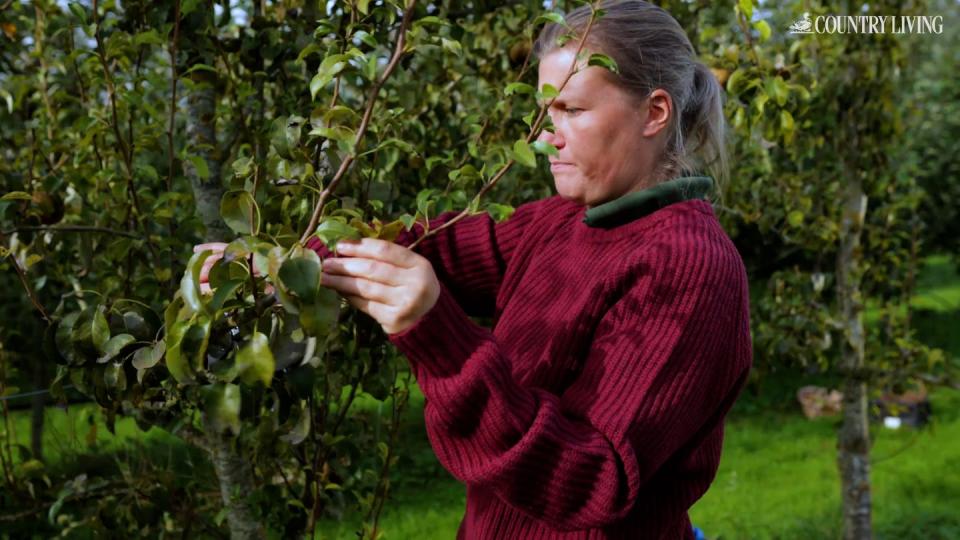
[320,238,440,335]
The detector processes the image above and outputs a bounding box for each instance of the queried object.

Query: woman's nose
[537,127,564,149]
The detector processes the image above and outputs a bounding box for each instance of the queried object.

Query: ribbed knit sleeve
[387,225,751,532]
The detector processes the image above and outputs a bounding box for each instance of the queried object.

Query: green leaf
[1,191,31,201]
[0,89,12,114]
[104,362,126,391]
[132,340,166,370]
[531,141,559,157]
[357,0,371,15]
[787,209,805,227]
[180,250,213,315]
[754,20,772,42]
[54,313,80,365]
[780,109,795,133]
[279,405,311,445]
[486,203,515,222]
[180,319,212,373]
[270,116,304,160]
[769,76,789,107]
[279,257,321,303]
[71,306,110,357]
[534,12,566,26]
[504,82,535,96]
[202,383,241,435]
[186,155,209,180]
[441,37,462,57]
[511,140,537,168]
[221,190,261,236]
[69,3,88,25]
[314,219,361,251]
[97,334,136,364]
[236,332,275,386]
[299,288,341,336]
[310,54,350,101]
[587,53,618,73]
[738,0,754,20]
[133,29,163,47]
[184,63,217,75]
[537,83,559,100]
[209,279,244,312]
[164,321,194,383]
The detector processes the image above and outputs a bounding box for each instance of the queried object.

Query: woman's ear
[641,89,672,138]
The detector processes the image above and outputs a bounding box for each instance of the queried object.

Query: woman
[315,2,751,538]
[206,1,751,537]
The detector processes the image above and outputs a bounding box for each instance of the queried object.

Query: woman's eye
[565,108,583,115]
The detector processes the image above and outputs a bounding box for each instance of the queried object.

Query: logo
[789,12,813,34]
[787,14,944,35]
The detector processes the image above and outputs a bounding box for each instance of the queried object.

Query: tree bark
[836,177,872,540]
[207,432,265,540]
[184,68,231,242]
[181,2,231,242]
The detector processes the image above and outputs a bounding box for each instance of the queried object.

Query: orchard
[1,1,957,539]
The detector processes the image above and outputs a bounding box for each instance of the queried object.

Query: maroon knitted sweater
[309,186,752,539]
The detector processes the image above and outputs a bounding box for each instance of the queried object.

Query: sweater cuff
[387,284,491,378]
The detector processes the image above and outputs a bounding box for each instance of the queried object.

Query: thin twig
[1,240,50,323]
[2,225,139,238]
[410,4,601,248]
[167,0,181,193]
[91,0,160,264]
[299,0,417,245]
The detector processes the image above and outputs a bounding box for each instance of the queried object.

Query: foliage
[0,0,956,537]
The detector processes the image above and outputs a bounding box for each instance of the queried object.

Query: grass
[5,255,959,539]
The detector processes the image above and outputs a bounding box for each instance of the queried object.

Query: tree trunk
[836,178,872,540]
[184,68,231,242]
[207,432,265,540]
[181,2,231,242]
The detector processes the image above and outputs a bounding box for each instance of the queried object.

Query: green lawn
[6,256,959,539]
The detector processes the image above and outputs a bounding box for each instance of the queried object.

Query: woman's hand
[194,242,227,295]
[321,238,440,335]
[194,242,270,295]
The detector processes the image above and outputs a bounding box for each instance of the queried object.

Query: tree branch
[410,4,601,248]
[298,0,417,245]
[2,225,139,239]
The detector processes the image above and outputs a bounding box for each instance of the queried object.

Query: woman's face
[536,47,669,207]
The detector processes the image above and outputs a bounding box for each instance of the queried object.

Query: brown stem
[299,0,417,245]
[91,0,160,263]
[364,372,410,539]
[167,0,181,193]
[2,240,50,324]
[1,225,139,238]
[410,5,600,249]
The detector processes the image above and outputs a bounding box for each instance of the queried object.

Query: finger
[199,253,221,283]
[334,238,418,268]
[194,242,227,254]
[321,257,402,286]
[321,273,394,304]
[342,294,395,326]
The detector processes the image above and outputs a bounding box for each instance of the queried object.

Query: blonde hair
[534,0,728,188]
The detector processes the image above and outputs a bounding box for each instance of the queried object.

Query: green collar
[582,176,714,228]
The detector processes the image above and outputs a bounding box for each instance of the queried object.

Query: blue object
[692,525,707,540]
